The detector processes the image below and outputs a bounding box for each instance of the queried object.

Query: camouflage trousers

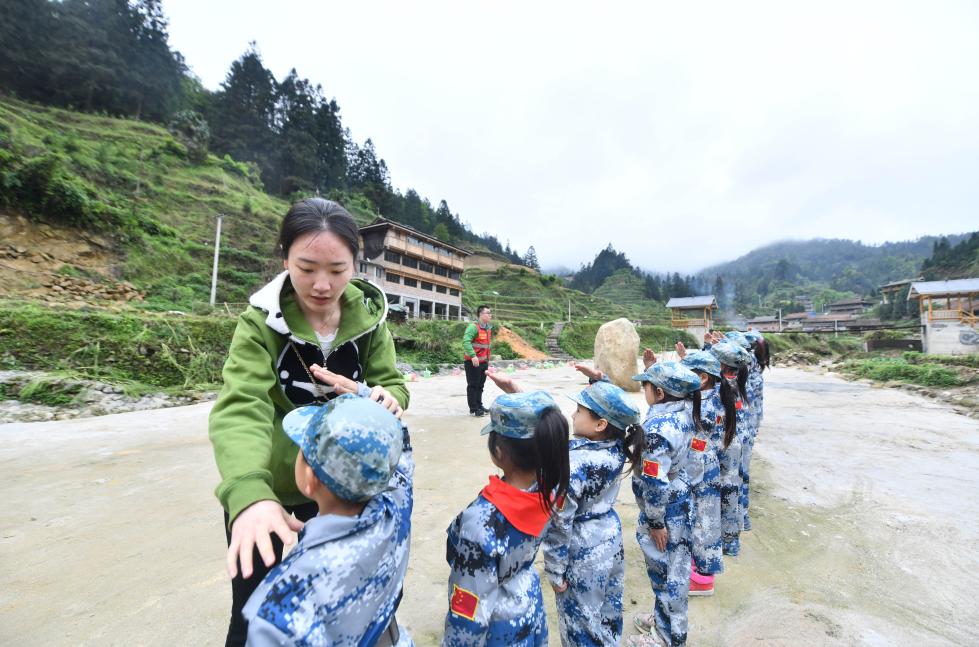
[718,436,743,557]
[554,536,624,647]
[637,496,692,647]
[690,461,723,575]
[740,421,758,531]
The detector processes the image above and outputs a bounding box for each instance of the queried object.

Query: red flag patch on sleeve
[450,584,479,621]
[642,459,660,478]
[735,400,743,410]
[716,415,723,425]
[691,437,707,452]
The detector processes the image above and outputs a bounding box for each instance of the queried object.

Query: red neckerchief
[481,476,551,537]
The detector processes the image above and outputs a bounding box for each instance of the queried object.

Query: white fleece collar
[248,271,389,343]
[249,270,292,336]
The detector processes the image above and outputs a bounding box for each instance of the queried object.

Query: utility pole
[210,214,223,308]
[778,308,783,332]
[568,299,571,323]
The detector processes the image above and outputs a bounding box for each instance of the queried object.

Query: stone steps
[546,321,575,360]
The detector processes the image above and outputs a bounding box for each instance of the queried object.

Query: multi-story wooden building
[357,218,470,320]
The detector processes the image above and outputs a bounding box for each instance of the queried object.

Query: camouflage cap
[480,390,560,439]
[710,340,752,368]
[631,361,702,398]
[724,330,751,349]
[681,349,722,378]
[744,330,764,344]
[282,394,403,502]
[568,380,640,432]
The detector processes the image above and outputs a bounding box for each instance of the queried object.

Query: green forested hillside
[921,232,979,280]
[462,266,668,324]
[696,236,969,314]
[1,97,289,306]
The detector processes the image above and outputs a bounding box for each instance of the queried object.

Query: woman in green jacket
[208,198,409,646]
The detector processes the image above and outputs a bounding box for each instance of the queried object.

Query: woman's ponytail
[532,408,570,515]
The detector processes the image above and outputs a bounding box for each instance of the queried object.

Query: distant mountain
[696,235,969,313]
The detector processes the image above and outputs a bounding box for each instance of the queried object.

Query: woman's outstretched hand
[227,500,304,579]
[310,364,403,418]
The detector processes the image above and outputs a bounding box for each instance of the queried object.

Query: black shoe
[473,408,487,417]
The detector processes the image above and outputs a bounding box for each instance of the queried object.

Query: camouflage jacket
[443,481,549,646]
[633,400,693,529]
[542,437,625,587]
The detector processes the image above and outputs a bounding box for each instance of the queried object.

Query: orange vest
[465,325,492,361]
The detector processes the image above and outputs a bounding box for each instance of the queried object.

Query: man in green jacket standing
[463,305,493,416]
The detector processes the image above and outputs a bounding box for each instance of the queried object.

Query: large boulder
[594,318,641,392]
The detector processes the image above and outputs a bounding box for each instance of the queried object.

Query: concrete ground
[2,365,978,646]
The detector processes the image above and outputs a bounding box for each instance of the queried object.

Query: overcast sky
[164,1,979,273]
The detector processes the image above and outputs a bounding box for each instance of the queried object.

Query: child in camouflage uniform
[627,361,703,647]
[679,349,727,595]
[443,391,570,646]
[725,331,759,534]
[742,330,769,531]
[710,340,753,557]
[242,395,413,647]
[542,380,644,646]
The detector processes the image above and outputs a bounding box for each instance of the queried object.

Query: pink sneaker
[690,570,715,597]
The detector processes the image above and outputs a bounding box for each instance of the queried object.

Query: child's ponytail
[755,339,771,371]
[532,408,570,515]
[608,421,646,477]
[737,365,749,402]
[718,377,738,448]
[691,388,704,434]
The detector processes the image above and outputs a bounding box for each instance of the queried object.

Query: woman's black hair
[578,407,646,476]
[718,377,738,448]
[753,339,771,372]
[487,408,570,515]
[278,198,359,260]
[737,364,749,401]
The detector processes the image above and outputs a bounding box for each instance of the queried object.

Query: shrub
[842,357,963,387]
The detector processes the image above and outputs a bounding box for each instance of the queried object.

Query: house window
[421,281,434,291]
[384,251,400,263]
[435,285,447,294]
[403,278,417,288]
[374,267,383,279]
[449,271,461,281]
[359,262,368,273]
[434,265,448,277]
[401,256,418,269]
[419,261,434,273]
[387,273,401,284]
[449,288,460,297]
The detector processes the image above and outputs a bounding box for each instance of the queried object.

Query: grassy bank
[764,332,864,357]
[838,351,978,388]
[0,302,520,395]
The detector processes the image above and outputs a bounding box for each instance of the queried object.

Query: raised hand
[642,348,656,369]
[487,371,522,393]
[573,363,604,381]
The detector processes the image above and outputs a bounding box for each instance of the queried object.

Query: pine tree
[210,44,278,187]
[524,246,540,271]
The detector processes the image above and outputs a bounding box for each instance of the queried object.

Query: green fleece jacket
[208,272,409,525]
